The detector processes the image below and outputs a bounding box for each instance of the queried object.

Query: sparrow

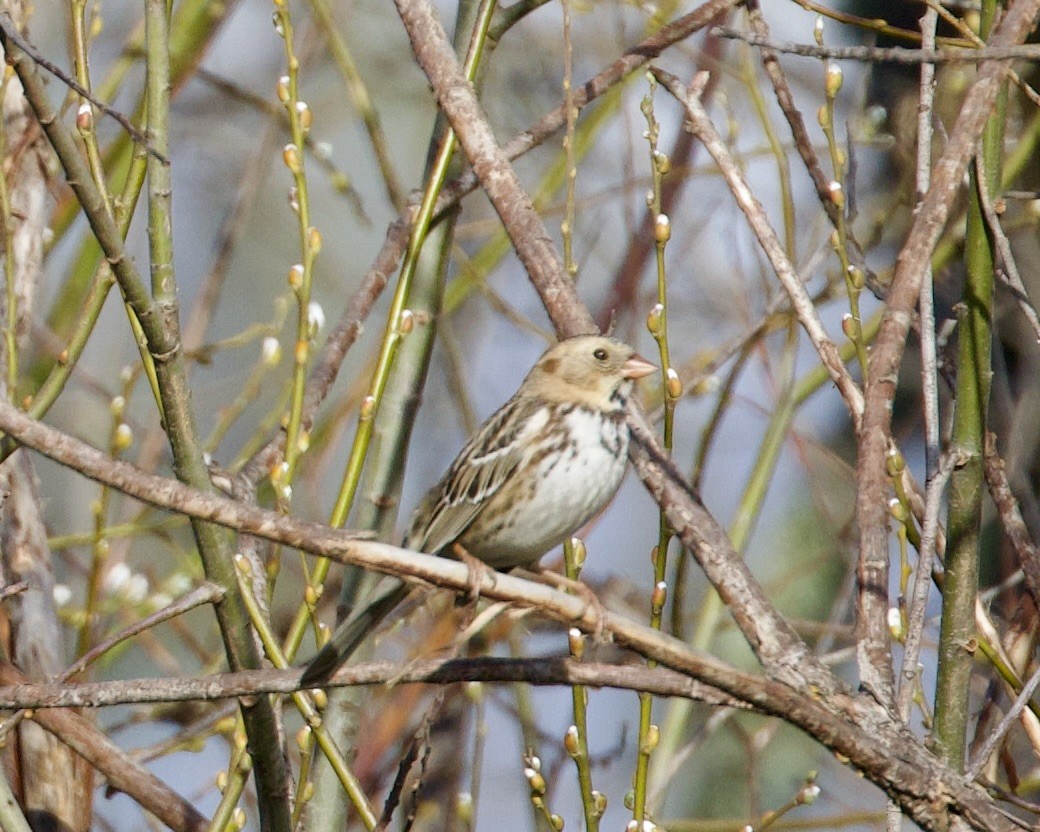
[300,335,655,685]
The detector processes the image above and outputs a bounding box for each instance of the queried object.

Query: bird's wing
[406,395,543,555]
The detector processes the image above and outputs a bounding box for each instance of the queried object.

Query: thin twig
[983,432,1040,609]
[918,6,942,482]
[973,155,1040,341]
[62,582,225,679]
[650,67,864,427]
[897,451,960,717]
[897,5,942,728]
[0,580,27,601]
[0,13,166,162]
[713,25,1040,63]
[966,661,1040,779]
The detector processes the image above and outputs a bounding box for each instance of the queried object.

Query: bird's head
[524,335,656,411]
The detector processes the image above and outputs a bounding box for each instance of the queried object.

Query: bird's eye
[593,348,608,361]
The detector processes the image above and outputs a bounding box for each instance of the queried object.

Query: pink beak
[622,354,657,380]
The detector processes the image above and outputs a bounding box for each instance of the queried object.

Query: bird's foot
[452,543,494,603]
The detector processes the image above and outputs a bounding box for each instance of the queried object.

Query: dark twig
[983,432,1040,610]
[0,13,166,163]
[62,582,225,680]
[743,0,874,294]
[713,25,1040,63]
[973,155,1040,341]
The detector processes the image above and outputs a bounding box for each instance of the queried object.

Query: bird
[300,335,656,685]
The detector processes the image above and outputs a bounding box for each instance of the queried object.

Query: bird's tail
[299,577,411,686]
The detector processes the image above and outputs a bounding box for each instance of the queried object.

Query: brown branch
[0,658,744,709]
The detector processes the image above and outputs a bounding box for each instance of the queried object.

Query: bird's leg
[514,566,607,640]
[451,542,495,603]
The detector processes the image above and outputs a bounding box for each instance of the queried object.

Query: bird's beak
[622,354,657,380]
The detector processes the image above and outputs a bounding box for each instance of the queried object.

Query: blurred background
[6,0,1040,828]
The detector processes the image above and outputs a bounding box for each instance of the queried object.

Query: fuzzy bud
[399,309,415,335]
[888,497,910,524]
[666,367,682,399]
[827,181,844,210]
[825,63,843,98]
[642,723,660,754]
[841,313,860,340]
[564,725,580,757]
[888,606,905,640]
[262,337,282,366]
[276,75,291,103]
[651,581,668,615]
[568,628,586,660]
[569,537,587,570]
[647,303,665,337]
[282,143,301,173]
[307,301,326,336]
[307,226,323,253]
[76,103,93,133]
[654,213,671,243]
[112,423,133,453]
[288,263,304,291]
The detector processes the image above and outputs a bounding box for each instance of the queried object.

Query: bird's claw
[452,542,493,604]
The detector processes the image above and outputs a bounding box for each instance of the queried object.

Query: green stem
[930,0,1002,771]
[326,0,497,531]
[234,556,377,829]
[633,75,674,824]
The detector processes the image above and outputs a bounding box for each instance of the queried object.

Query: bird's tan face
[525,336,656,410]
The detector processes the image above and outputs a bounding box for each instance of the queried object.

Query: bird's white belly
[471,407,628,563]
